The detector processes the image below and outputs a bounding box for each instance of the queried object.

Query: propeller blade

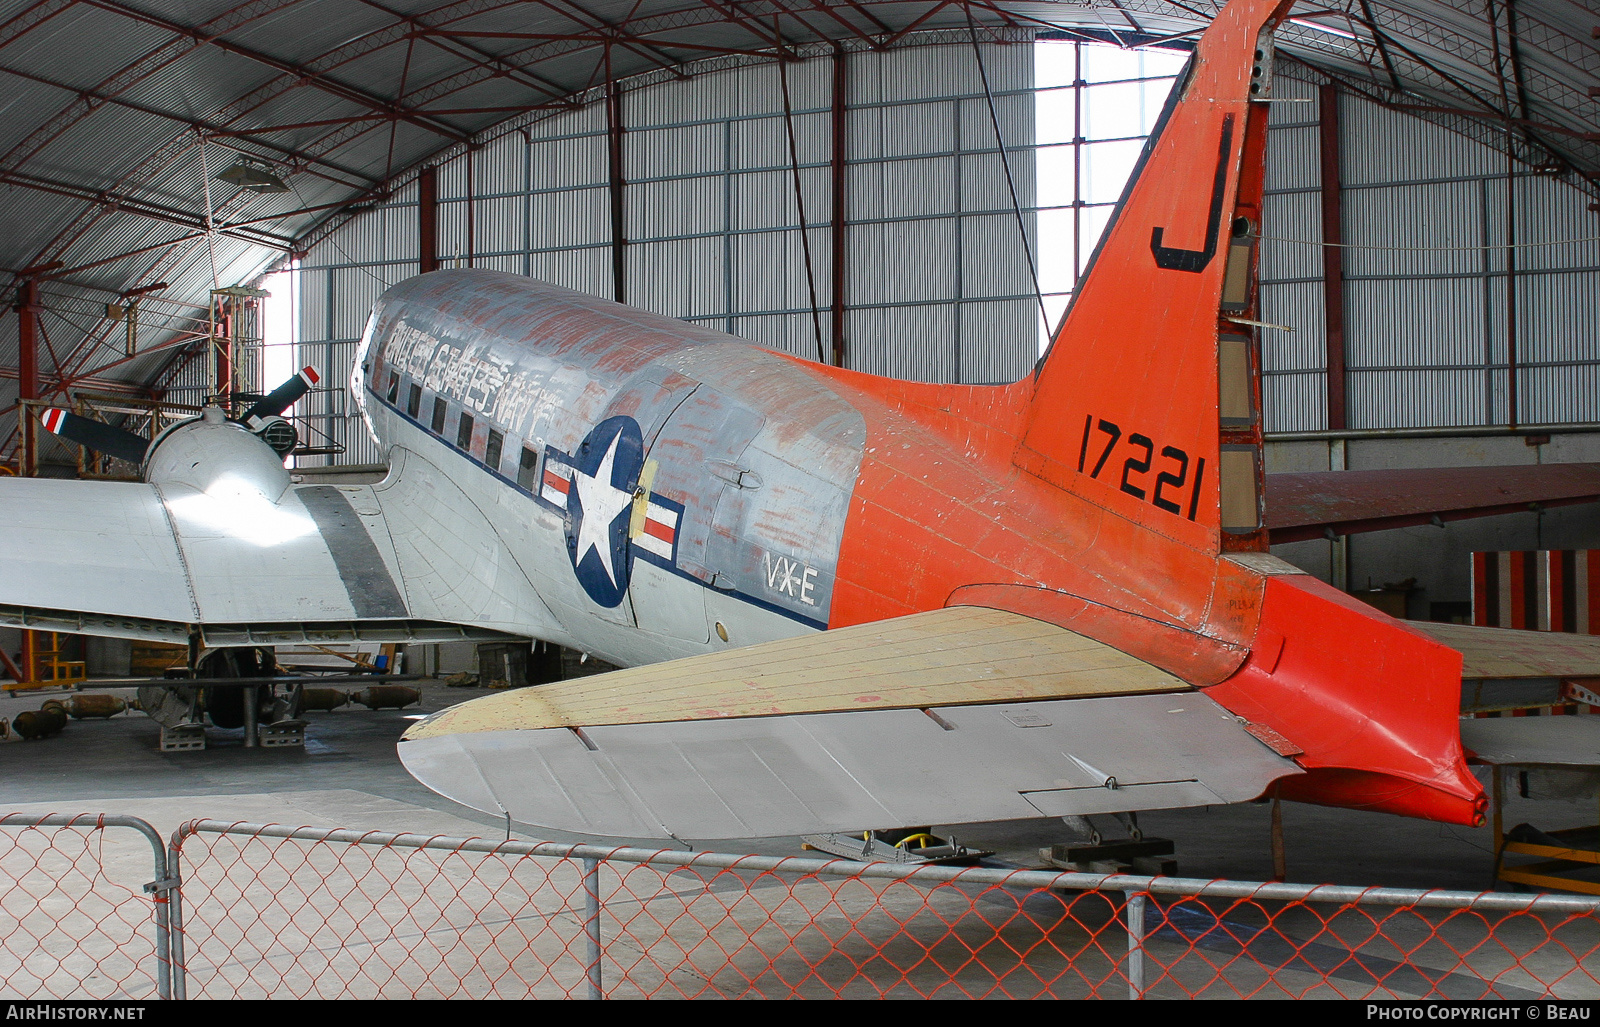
[242,366,319,425]
[39,408,149,465]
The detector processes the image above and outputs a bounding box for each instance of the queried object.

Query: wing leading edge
[1266,464,1600,543]
[400,607,1301,840]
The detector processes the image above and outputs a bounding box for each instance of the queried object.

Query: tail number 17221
[1075,414,1206,521]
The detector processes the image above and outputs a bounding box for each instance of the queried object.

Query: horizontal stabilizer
[1266,464,1600,543]
[400,694,1299,841]
[401,606,1298,839]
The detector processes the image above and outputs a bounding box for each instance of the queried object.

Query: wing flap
[406,605,1188,736]
[401,694,1300,840]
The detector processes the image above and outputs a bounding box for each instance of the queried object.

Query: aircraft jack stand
[1041,814,1177,876]
[258,720,307,748]
[160,724,206,752]
[802,828,994,866]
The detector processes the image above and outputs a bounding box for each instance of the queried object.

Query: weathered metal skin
[355,272,864,666]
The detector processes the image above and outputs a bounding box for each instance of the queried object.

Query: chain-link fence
[0,814,174,1000]
[2,812,1598,1000]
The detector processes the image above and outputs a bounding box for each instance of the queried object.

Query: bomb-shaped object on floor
[301,687,351,712]
[13,707,68,740]
[59,694,127,719]
[349,685,421,711]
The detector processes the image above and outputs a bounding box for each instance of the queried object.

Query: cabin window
[431,397,447,434]
[385,373,399,404]
[457,412,475,451]
[407,384,421,418]
[517,446,538,491]
[485,430,504,471]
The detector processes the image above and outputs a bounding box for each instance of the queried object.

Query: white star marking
[571,431,636,588]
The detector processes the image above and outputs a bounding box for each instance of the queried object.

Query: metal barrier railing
[166,820,1600,1000]
[3,812,1599,1000]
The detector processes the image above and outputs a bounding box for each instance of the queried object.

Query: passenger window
[407,384,421,418]
[385,373,399,404]
[517,446,538,491]
[485,429,503,471]
[431,397,447,434]
[457,412,474,450]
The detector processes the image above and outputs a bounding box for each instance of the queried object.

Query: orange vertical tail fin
[1016,0,1290,554]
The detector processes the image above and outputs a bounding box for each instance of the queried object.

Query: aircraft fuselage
[355,270,1248,671]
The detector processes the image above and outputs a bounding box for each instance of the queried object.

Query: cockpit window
[431,397,447,434]
[407,384,421,418]
[385,373,399,404]
[457,412,475,451]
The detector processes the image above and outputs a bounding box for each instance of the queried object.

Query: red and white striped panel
[1471,549,1600,714]
[540,465,570,506]
[1472,550,1600,633]
[634,499,678,560]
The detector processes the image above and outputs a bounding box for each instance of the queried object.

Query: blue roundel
[560,415,644,608]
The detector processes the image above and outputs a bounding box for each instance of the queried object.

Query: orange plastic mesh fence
[164,822,1600,1000]
[0,815,170,1000]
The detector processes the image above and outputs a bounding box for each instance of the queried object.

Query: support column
[1505,148,1519,428]
[17,278,39,477]
[1318,84,1347,431]
[16,279,38,404]
[606,66,627,305]
[829,46,847,368]
[418,166,439,273]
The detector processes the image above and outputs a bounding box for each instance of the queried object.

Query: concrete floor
[0,678,1593,892]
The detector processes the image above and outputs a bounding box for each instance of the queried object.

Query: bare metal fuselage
[355,269,860,668]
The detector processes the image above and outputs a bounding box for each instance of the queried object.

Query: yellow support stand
[2,632,86,693]
[1490,765,1600,896]
[1497,829,1600,897]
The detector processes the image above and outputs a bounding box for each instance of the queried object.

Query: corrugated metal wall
[1259,64,1600,432]
[293,42,1600,465]
[294,42,1037,463]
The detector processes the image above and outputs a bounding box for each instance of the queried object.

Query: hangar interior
[0,0,1599,894]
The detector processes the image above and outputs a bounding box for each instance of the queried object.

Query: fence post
[582,857,602,999]
[165,837,187,1001]
[1125,890,1147,1000]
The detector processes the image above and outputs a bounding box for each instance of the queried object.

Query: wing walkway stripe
[297,486,408,618]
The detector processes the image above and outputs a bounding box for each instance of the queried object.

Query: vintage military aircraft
[6,0,1599,841]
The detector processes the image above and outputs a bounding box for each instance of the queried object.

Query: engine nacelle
[145,405,291,503]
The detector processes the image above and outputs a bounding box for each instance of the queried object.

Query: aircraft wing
[1405,620,1600,770]
[0,450,548,647]
[1266,463,1600,543]
[400,606,1302,840]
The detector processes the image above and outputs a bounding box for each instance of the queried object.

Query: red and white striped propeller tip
[299,366,320,386]
[39,409,67,434]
